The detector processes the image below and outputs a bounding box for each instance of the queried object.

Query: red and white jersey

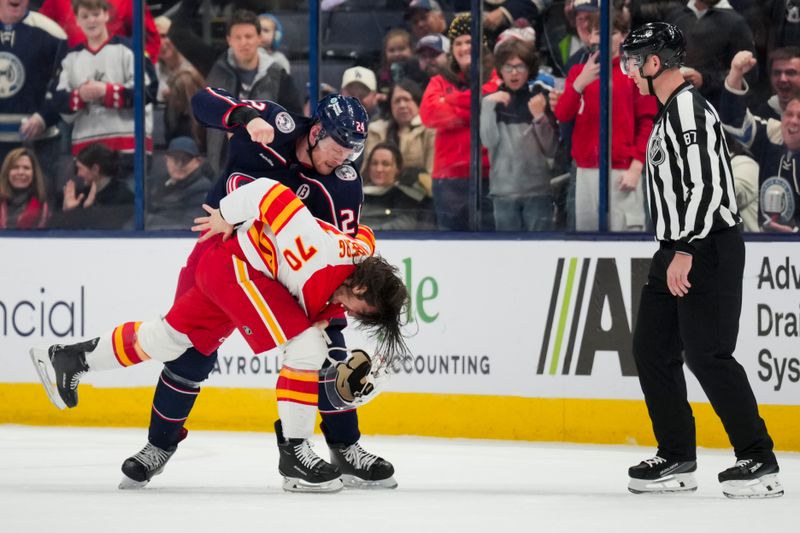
[219,178,376,321]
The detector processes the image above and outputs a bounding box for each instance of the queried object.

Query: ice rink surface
[0,425,796,533]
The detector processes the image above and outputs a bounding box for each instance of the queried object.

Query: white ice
[0,425,796,533]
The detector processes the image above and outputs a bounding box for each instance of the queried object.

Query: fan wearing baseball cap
[341,66,380,118]
[405,0,447,41]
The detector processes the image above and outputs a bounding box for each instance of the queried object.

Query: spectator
[364,79,435,196]
[767,0,800,54]
[146,136,214,231]
[258,13,291,74]
[540,0,582,78]
[553,8,656,232]
[376,28,415,105]
[204,10,302,174]
[481,34,558,231]
[415,33,451,87]
[406,0,448,41]
[164,69,206,149]
[667,0,756,107]
[50,143,134,229]
[361,142,436,230]
[722,94,800,232]
[0,147,49,229]
[419,12,499,231]
[0,0,66,197]
[721,48,800,125]
[153,16,198,104]
[548,0,599,231]
[38,0,161,63]
[482,0,546,47]
[627,0,684,27]
[724,131,760,232]
[341,66,380,119]
[54,0,158,180]
[564,0,599,72]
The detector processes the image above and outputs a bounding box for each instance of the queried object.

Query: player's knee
[165,348,218,384]
[282,327,328,371]
[137,318,193,363]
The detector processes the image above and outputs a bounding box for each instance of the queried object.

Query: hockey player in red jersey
[30,177,409,493]
[123,92,398,491]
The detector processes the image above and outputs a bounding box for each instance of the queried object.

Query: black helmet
[314,94,369,156]
[620,22,686,76]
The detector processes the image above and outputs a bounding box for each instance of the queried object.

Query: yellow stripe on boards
[3,383,800,451]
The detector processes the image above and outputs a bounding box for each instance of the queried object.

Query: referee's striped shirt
[645,82,740,254]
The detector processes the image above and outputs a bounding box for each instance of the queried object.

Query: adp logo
[536,257,650,377]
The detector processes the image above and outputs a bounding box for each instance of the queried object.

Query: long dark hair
[347,255,410,364]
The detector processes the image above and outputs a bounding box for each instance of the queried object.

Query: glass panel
[14,2,794,236]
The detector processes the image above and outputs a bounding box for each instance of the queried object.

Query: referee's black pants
[632,226,776,464]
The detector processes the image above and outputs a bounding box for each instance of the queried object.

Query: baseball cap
[166,136,200,157]
[574,0,600,12]
[341,66,377,92]
[415,33,450,55]
[405,0,442,19]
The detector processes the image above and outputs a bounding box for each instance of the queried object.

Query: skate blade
[722,474,784,499]
[628,473,698,494]
[281,476,344,493]
[29,347,67,410]
[119,475,150,490]
[341,474,398,489]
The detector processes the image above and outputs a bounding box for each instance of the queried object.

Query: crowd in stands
[3,0,800,233]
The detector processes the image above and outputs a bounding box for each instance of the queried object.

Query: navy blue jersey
[193,87,364,235]
[0,11,67,141]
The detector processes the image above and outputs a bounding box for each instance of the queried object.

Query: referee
[619,22,782,499]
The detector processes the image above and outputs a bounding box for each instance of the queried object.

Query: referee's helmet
[620,22,686,76]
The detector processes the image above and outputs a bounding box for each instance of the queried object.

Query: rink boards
[1,237,799,450]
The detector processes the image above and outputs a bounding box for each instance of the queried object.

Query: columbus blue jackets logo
[335,165,358,181]
[274,112,295,133]
[760,176,795,224]
[648,131,666,166]
[0,52,24,98]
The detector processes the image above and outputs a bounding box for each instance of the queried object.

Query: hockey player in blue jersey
[0,0,67,191]
[118,89,397,492]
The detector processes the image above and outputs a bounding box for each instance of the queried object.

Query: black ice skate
[275,420,342,493]
[718,459,784,499]
[329,442,397,489]
[29,340,94,409]
[118,428,189,490]
[628,456,698,494]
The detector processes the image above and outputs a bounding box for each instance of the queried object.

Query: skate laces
[643,456,667,467]
[342,443,379,470]
[69,369,86,390]
[733,459,761,472]
[294,441,324,469]
[133,443,171,471]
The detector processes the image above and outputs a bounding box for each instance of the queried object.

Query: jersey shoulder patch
[335,165,359,181]
[274,111,296,133]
